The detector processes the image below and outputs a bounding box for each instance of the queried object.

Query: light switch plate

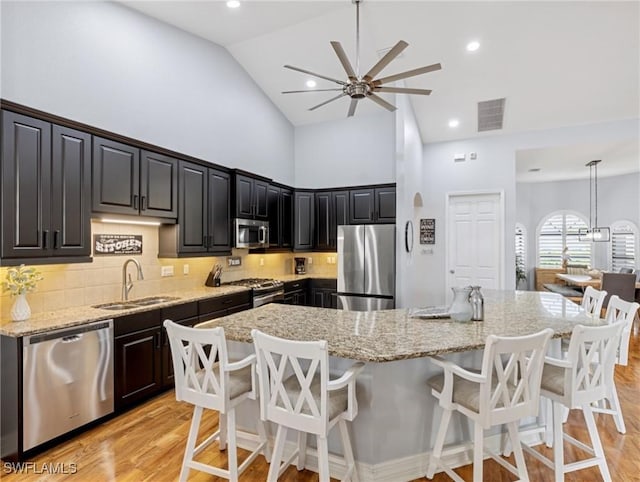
[183,264,189,275]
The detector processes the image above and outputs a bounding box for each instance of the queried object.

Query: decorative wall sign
[420,219,435,244]
[94,234,143,255]
[227,256,242,267]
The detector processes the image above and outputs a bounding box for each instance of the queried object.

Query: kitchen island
[197,290,602,481]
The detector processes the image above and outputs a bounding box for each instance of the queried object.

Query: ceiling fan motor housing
[346,81,371,99]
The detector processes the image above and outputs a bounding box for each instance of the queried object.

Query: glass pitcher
[449,286,473,322]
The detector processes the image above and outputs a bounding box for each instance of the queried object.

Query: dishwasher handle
[26,320,113,345]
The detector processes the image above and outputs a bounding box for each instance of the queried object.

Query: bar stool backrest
[581,286,607,316]
[605,295,640,366]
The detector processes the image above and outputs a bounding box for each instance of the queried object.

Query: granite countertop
[0,286,250,337]
[197,290,604,362]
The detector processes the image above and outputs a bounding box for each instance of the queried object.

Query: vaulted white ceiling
[122,1,639,146]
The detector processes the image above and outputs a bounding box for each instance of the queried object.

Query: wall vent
[477,98,506,132]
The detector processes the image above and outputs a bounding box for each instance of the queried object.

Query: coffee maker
[294,257,306,275]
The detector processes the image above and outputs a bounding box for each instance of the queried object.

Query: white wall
[401,118,639,307]
[0,1,294,184]
[293,112,396,188]
[517,173,640,280]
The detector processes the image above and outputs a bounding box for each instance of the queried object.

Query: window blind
[611,224,635,272]
[538,213,591,268]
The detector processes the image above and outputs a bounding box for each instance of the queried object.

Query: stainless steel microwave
[234,219,269,248]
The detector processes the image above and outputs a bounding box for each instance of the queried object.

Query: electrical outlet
[161,266,174,277]
[307,257,313,265]
[183,264,189,275]
[327,256,332,264]
[259,257,264,266]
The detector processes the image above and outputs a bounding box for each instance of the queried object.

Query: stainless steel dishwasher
[22,319,114,450]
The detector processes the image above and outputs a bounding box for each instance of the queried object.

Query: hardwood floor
[3,319,639,481]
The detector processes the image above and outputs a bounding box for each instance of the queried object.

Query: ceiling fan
[282,0,442,117]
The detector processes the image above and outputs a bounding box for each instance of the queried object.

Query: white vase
[11,293,31,322]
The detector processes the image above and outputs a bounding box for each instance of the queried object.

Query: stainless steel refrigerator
[337,224,395,311]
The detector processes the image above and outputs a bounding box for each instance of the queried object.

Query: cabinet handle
[42,230,49,249]
[155,332,161,349]
[54,230,61,249]
[222,299,233,305]
[133,195,139,210]
[140,196,146,211]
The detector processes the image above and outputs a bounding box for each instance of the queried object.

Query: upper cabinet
[294,190,315,251]
[158,161,231,257]
[266,185,294,249]
[315,190,350,251]
[234,173,268,221]
[349,186,396,224]
[92,137,177,219]
[1,111,92,262]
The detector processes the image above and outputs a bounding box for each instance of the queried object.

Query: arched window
[515,223,527,286]
[537,211,592,268]
[609,220,638,272]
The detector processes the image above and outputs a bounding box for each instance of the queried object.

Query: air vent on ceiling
[477,98,506,132]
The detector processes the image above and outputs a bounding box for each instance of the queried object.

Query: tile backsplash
[0,221,337,320]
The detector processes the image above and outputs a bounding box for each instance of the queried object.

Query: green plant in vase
[2,264,43,321]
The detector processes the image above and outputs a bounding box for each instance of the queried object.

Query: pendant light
[578,160,610,242]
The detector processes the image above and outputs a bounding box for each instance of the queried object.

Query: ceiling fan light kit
[282,0,442,117]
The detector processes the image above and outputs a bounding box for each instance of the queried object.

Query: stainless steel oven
[234,219,269,249]
[227,278,284,307]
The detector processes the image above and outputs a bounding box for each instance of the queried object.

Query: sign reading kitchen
[94,234,143,255]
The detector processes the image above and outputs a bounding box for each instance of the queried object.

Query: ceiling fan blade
[282,88,344,94]
[363,40,409,82]
[374,86,432,95]
[284,65,347,86]
[309,93,348,111]
[331,41,357,81]
[347,98,358,117]
[373,63,442,86]
[367,93,397,112]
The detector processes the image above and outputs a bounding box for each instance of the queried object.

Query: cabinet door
[349,189,375,224]
[294,191,315,250]
[92,137,140,215]
[208,168,231,252]
[235,174,254,218]
[331,190,350,248]
[254,179,269,220]
[1,111,51,258]
[280,188,293,248]
[114,327,162,409]
[178,161,208,253]
[140,150,178,219]
[50,125,91,256]
[315,191,332,250]
[375,186,396,223]
[267,185,281,246]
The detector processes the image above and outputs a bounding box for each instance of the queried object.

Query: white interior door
[446,192,504,296]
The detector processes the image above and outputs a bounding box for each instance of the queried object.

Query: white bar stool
[522,320,626,482]
[581,285,607,315]
[164,320,270,482]
[251,329,364,482]
[426,328,553,482]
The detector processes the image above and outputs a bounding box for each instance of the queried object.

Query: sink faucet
[122,258,144,301]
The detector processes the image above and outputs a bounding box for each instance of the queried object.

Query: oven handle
[253,289,285,307]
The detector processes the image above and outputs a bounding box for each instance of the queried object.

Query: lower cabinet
[198,291,252,323]
[310,279,337,309]
[283,279,309,306]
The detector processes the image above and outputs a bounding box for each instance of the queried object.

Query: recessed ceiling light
[466,41,480,52]
[306,80,317,88]
[226,0,240,9]
[448,119,460,128]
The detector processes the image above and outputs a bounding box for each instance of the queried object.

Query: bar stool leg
[219,410,228,451]
[296,431,307,470]
[608,382,626,434]
[227,409,239,482]
[473,422,483,482]
[426,408,451,479]
[338,419,358,482]
[257,418,272,463]
[316,435,330,482]
[551,401,564,482]
[582,404,612,482]
[180,406,203,482]
[506,421,528,481]
[268,425,288,482]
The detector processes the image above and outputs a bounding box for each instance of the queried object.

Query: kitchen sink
[93,296,181,311]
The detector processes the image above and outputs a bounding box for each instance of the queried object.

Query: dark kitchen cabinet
[113,309,163,410]
[294,190,315,251]
[93,138,177,219]
[161,302,198,388]
[267,185,294,248]
[1,111,91,261]
[158,161,231,256]
[315,190,349,251]
[235,173,268,221]
[349,186,396,224]
[283,279,309,306]
[198,291,252,323]
[310,279,337,309]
